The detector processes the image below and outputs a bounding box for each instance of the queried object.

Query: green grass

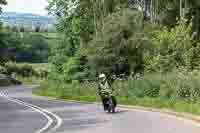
[33,85,200,115]
[33,71,200,115]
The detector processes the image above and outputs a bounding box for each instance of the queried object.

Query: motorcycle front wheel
[108,97,115,113]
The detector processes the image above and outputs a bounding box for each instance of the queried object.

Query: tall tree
[0,0,7,65]
[0,0,6,13]
[190,0,200,39]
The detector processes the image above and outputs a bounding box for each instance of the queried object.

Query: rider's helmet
[99,73,106,81]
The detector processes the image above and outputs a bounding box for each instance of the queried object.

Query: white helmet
[99,73,106,79]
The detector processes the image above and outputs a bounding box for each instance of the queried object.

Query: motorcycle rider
[98,73,117,111]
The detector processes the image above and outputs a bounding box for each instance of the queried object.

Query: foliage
[35,69,200,118]
[85,9,146,76]
[0,65,7,74]
[0,32,51,63]
[3,62,50,78]
[28,0,200,117]
[5,62,35,77]
[46,0,200,83]
[16,33,49,63]
[47,0,130,76]
[37,70,200,103]
[145,20,198,72]
[0,0,6,13]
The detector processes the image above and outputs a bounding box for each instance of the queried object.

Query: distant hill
[0,12,57,31]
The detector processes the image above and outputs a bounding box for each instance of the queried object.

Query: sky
[2,0,49,15]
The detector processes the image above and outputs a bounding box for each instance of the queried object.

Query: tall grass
[34,71,200,115]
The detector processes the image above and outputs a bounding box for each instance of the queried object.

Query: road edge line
[0,93,62,133]
[55,99,200,127]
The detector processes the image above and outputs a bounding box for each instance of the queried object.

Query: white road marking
[0,91,63,133]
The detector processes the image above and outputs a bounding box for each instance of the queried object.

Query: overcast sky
[2,0,49,15]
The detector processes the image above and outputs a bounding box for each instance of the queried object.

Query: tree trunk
[150,0,155,23]
[196,9,200,40]
[180,0,183,18]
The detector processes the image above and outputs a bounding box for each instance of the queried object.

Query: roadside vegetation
[2,0,200,115]
[0,31,57,85]
[34,70,200,115]
[0,0,58,85]
[33,0,200,115]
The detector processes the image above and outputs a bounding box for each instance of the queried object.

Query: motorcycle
[102,93,117,113]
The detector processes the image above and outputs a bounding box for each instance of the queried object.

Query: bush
[5,62,35,77]
[176,70,200,102]
[4,62,50,78]
[19,64,35,77]
[112,71,200,102]
[0,65,7,74]
[159,73,177,98]
[84,9,146,76]
[38,69,200,103]
[146,20,193,73]
[114,73,161,98]
[5,62,19,75]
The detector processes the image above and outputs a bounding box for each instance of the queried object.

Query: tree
[86,9,146,75]
[47,0,95,67]
[189,0,200,39]
[0,0,7,66]
[19,26,25,32]
[46,0,130,78]
[47,0,125,52]
[0,0,6,13]
[12,25,19,32]
[0,0,7,29]
[35,24,41,32]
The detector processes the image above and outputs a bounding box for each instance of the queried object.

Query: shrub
[37,69,200,108]
[18,64,35,77]
[159,73,177,98]
[113,71,200,102]
[147,20,193,73]
[0,65,7,74]
[5,62,19,75]
[85,9,146,76]
[4,62,50,78]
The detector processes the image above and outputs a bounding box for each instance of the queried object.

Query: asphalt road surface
[0,85,200,133]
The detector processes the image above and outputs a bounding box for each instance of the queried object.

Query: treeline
[0,0,58,67]
[0,62,49,78]
[3,24,53,33]
[0,32,49,64]
[46,0,200,81]
[35,0,200,111]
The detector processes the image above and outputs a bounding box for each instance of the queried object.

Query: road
[0,85,200,133]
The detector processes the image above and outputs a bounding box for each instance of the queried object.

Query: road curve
[0,86,62,133]
[0,85,200,133]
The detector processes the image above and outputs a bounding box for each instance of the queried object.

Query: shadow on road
[105,110,128,115]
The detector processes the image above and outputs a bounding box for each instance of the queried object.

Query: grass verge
[33,71,200,116]
[33,87,200,116]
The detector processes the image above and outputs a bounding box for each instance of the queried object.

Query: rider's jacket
[98,80,113,96]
